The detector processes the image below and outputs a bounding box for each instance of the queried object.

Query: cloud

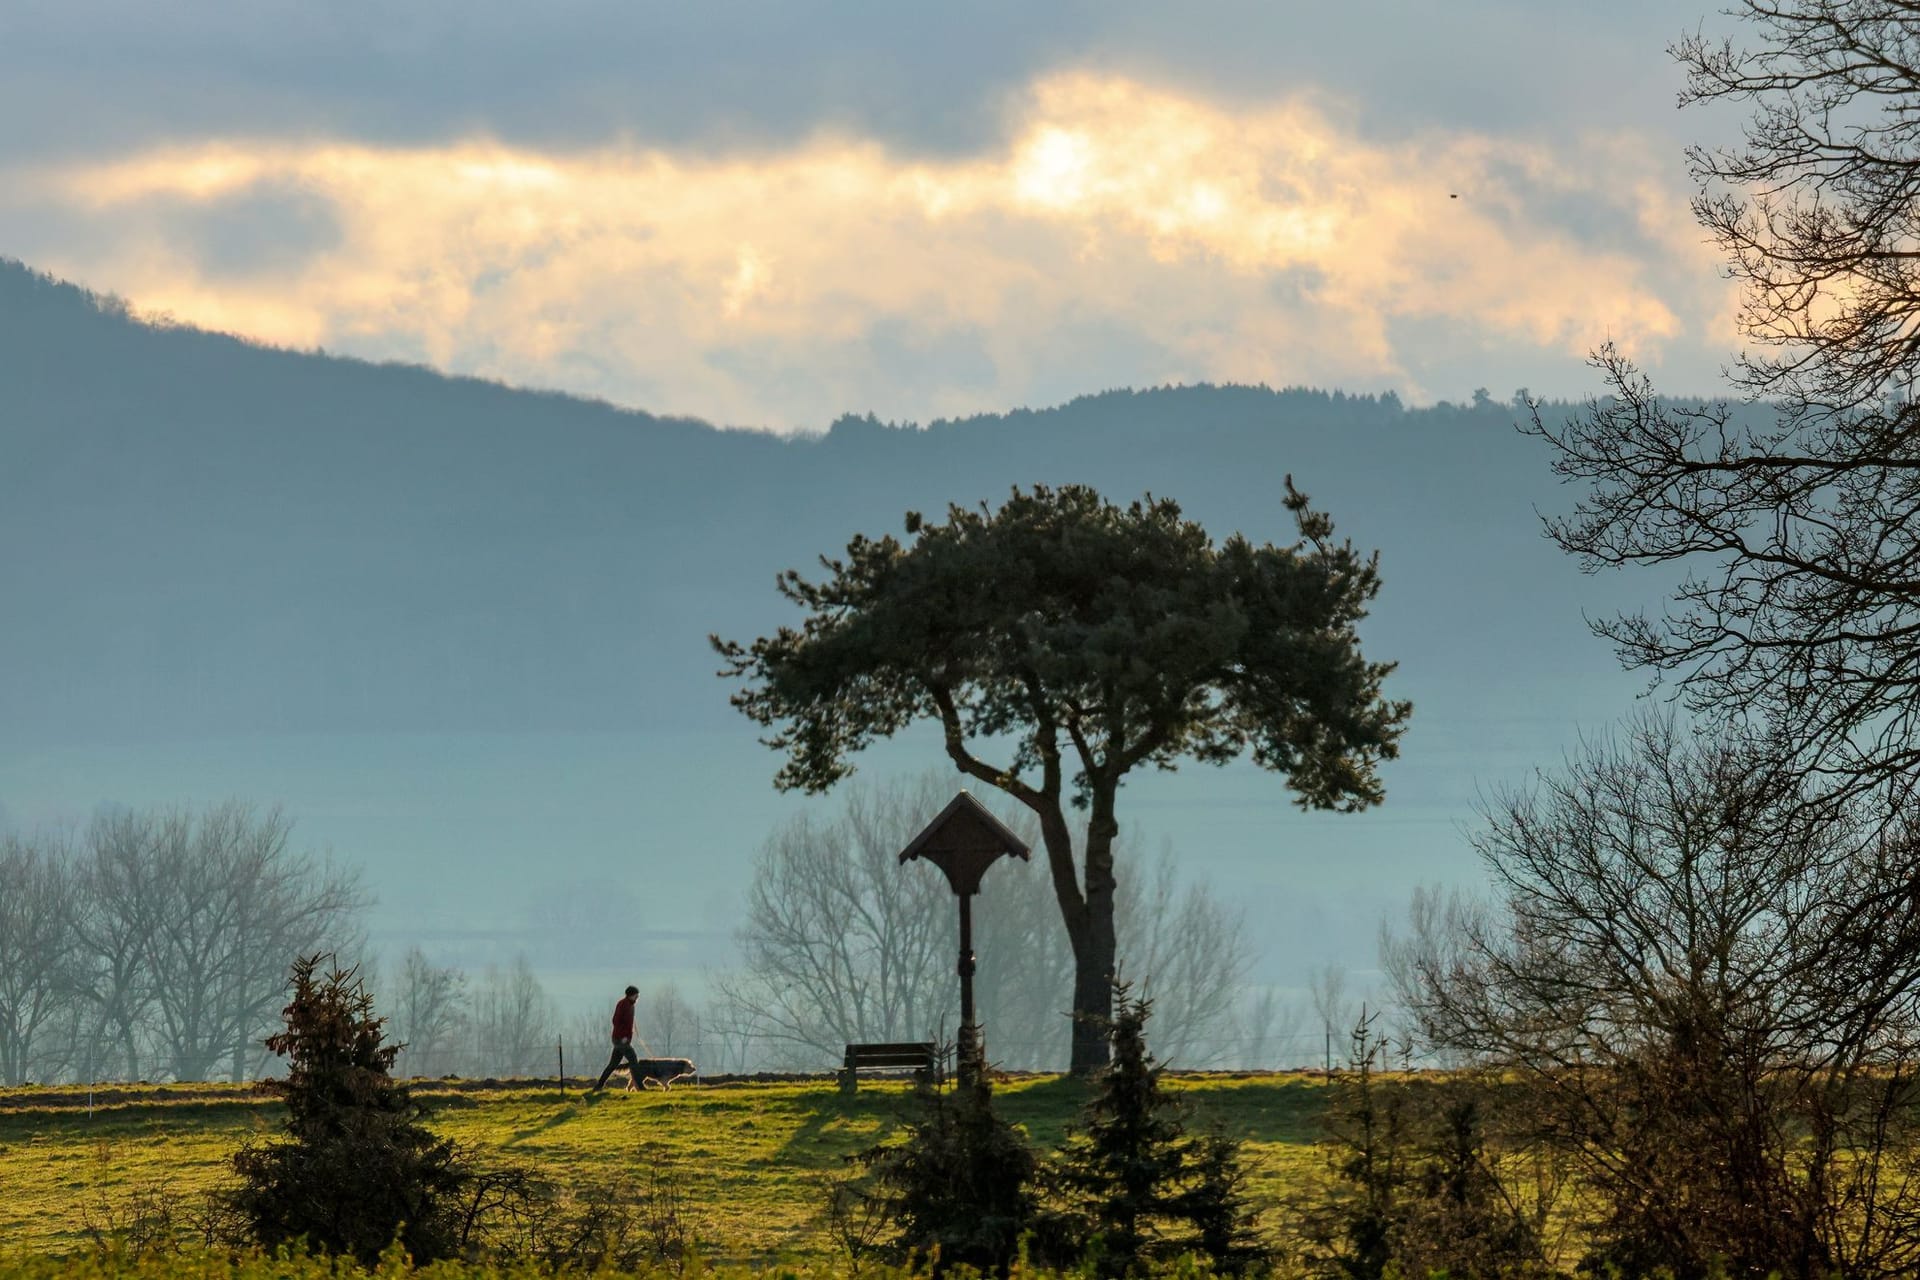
[4,71,1733,429]
[0,1,1694,169]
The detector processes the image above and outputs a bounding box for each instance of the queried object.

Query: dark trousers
[594,1037,643,1089]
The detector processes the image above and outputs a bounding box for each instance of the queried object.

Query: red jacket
[611,994,636,1042]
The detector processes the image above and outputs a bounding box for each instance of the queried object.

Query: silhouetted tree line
[0,802,364,1085]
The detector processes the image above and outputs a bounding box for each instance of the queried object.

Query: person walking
[589,985,644,1092]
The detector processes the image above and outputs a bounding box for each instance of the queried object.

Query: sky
[0,0,1752,432]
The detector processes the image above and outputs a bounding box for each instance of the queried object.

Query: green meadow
[0,1075,1335,1262]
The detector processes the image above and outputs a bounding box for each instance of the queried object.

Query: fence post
[557,1037,565,1097]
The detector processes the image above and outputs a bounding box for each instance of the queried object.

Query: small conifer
[230,953,472,1263]
[852,1077,1038,1276]
[1045,982,1268,1275]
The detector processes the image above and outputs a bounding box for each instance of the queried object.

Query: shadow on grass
[0,1097,268,1143]
[1175,1076,1330,1145]
[498,1102,592,1149]
[995,1073,1330,1148]
[769,1085,925,1167]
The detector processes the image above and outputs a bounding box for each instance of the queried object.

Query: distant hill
[0,257,1638,750]
[5,256,1708,998]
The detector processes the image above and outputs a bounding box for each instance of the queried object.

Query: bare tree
[640,984,700,1058]
[141,802,367,1081]
[69,807,168,1082]
[699,999,756,1074]
[467,954,554,1078]
[717,777,953,1065]
[0,831,81,1084]
[969,843,1078,1068]
[1530,3,1920,807]
[1236,986,1307,1070]
[1375,884,1469,1070]
[1307,962,1352,1073]
[387,947,467,1079]
[718,773,1260,1070]
[1116,848,1256,1065]
[1386,712,1920,1279]
[561,1005,611,1079]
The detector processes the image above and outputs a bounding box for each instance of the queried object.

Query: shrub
[500,1164,702,1274]
[1388,717,1920,1278]
[1303,1015,1548,1280]
[840,1078,1039,1276]
[228,953,474,1264]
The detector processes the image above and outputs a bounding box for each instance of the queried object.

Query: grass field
[0,1074,1337,1262]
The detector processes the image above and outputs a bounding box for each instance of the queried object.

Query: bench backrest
[844,1041,936,1070]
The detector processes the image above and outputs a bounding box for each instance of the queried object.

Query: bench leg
[839,1067,857,1096]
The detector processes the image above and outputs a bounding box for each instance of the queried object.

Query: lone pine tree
[715,481,1407,1071]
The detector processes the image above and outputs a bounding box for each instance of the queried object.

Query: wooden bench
[840,1041,939,1093]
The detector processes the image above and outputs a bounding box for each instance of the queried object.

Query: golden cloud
[12,73,1728,429]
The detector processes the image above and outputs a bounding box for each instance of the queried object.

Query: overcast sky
[1,1,1751,430]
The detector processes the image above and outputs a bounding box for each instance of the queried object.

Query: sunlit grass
[0,1074,1337,1261]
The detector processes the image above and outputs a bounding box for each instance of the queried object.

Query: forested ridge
[0,257,1632,749]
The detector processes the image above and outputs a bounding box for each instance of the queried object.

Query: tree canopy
[715,480,1407,1070]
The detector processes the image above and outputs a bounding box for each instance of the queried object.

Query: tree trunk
[116,1012,141,1082]
[1068,910,1118,1072]
[1067,790,1121,1074]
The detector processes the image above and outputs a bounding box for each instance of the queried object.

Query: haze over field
[0,260,1672,1014]
[0,1,1748,1057]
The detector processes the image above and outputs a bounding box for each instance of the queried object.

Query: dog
[617,1056,698,1091]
